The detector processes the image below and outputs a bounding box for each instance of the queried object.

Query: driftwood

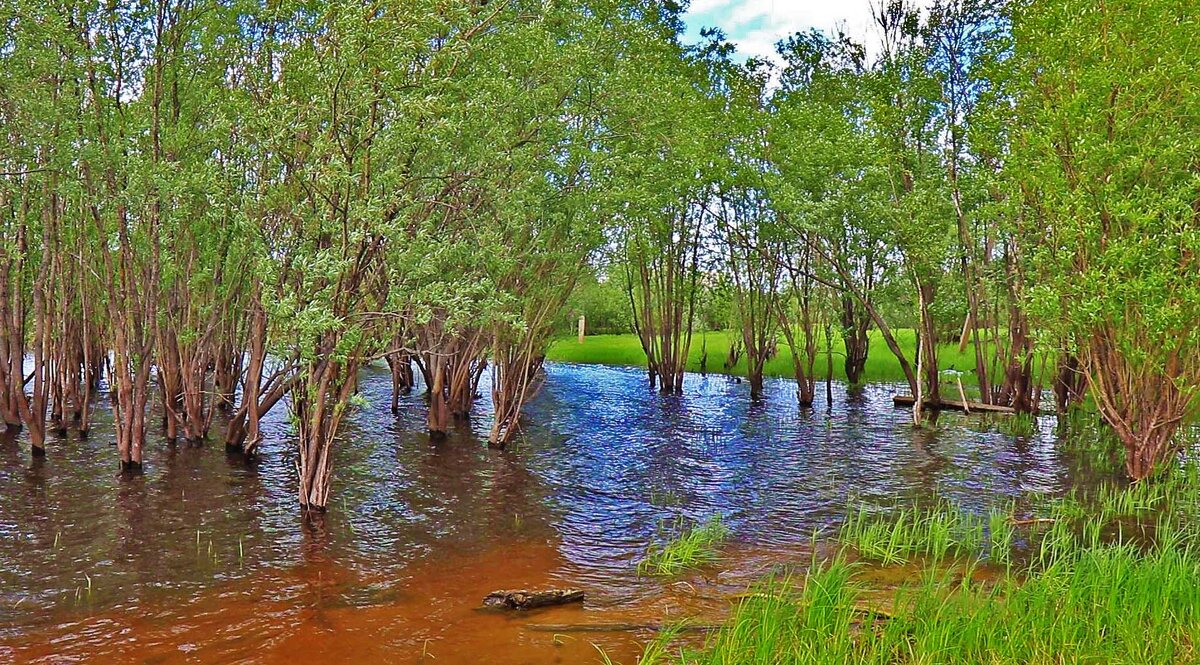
[893,395,1017,415]
[482,589,585,611]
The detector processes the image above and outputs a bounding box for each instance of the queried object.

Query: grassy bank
[547,330,991,386]
[636,463,1200,664]
[643,543,1200,664]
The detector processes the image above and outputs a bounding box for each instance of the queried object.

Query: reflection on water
[0,362,1082,663]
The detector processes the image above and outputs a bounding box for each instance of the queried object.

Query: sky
[682,0,920,64]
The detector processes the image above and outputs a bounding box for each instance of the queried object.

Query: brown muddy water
[0,363,1085,664]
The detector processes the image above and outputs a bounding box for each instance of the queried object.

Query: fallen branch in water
[1011,518,1057,526]
[482,589,585,610]
[525,622,720,633]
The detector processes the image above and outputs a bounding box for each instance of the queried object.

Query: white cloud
[685,0,932,64]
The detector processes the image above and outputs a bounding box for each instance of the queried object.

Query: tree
[769,30,909,396]
[613,24,720,395]
[1013,0,1200,479]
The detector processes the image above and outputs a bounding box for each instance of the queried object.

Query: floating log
[482,589,585,611]
[892,395,1016,415]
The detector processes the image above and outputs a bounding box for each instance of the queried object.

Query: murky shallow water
[0,362,1085,663]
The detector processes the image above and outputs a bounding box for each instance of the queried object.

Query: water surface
[0,362,1081,663]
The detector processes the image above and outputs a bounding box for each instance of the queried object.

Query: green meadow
[547,330,994,386]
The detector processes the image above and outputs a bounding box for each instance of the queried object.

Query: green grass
[638,515,730,576]
[547,329,1004,387]
[839,502,988,566]
[643,544,1200,664]
[642,486,1200,665]
[987,504,1016,568]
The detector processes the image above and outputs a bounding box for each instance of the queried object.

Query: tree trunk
[385,351,414,414]
[1053,353,1085,416]
[427,360,451,439]
[213,341,242,413]
[840,295,870,385]
[295,355,358,511]
[489,343,545,449]
[916,277,941,407]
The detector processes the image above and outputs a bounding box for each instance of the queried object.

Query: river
[0,362,1083,663]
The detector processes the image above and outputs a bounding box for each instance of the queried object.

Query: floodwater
[0,362,1084,664]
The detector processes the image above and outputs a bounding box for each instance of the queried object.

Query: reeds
[650,480,1200,664]
[638,515,729,576]
[839,501,985,565]
[648,520,1200,663]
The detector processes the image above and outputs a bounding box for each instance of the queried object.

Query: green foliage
[2,0,1198,499]
[557,271,631,336]
[1010,0,1200,473]
[1015,0,1200,353]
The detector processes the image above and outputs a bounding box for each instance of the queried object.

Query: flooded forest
[1,0,1199,663]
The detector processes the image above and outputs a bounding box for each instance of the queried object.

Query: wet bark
[986,238,1039,414]
[776,240,819,408]
[0,173,54,455]
[778,307,816,408]
[385,350,414,414]
[489,343,545,448]
[415,324,486,438]
[840,294,871,385]
[213,340,242,413]
[808,239,917,397]
[915,277,941,409]
[157,339,183,441]
[724,199,783,402]
[1083,327,1194,481]
[224,292,295,456]
[294,353,359,511]
[447,352,486,420]
[1053,353,1086,416]
[426,360,451,439]
[483,589,584,610]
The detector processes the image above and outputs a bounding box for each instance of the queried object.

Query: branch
[0,168,58,177]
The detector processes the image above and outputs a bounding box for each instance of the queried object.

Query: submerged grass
[987,504,1016,568]
[644,469,1200,664]
[644,543,1200,664]
[839,501,985,565]
[639,515,729,576]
